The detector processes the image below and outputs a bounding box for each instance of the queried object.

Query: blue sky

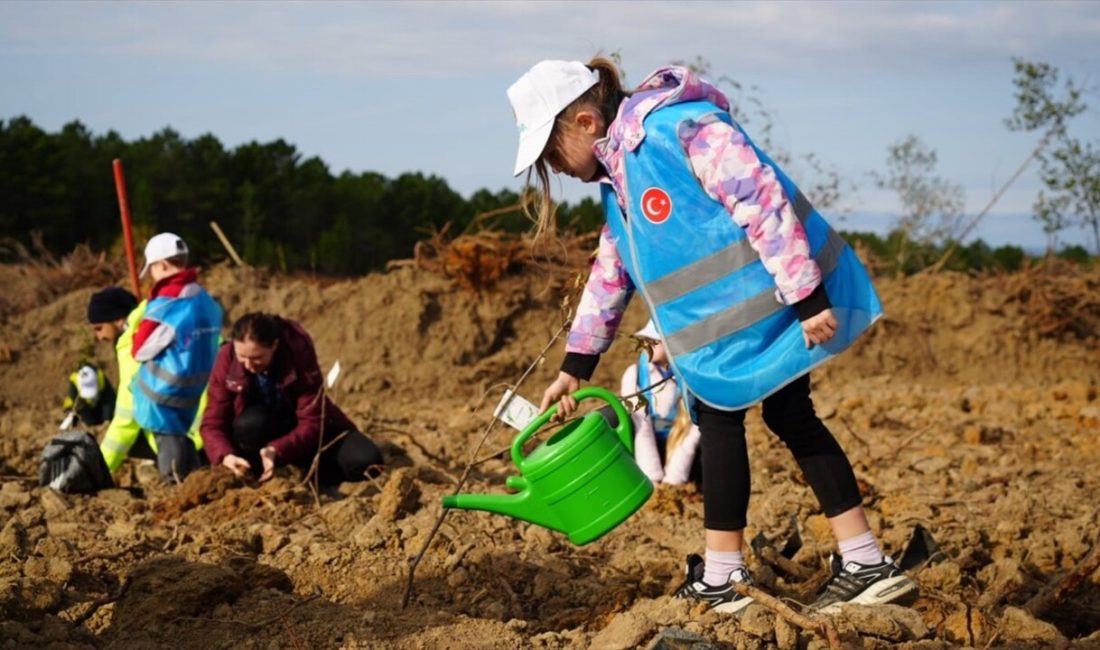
[2,1,1098,249]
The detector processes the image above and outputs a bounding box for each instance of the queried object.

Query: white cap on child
[140,232,189,277]
[508,60,600,177]
[634,319,660,341]
[76,365,99,400]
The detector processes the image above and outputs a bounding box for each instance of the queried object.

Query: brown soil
[1,254,1098,649]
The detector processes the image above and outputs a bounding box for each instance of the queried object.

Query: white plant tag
[493,389,540,431]
[326,360,341,389]
[59,412,76,431]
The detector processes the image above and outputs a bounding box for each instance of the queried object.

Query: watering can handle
[510,386,633,468]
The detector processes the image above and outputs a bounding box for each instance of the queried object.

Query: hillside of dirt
[1,254,1099,649]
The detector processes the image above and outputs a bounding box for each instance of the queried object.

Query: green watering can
[442,387,654,545]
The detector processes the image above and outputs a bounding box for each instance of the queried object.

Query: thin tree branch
[929,131,1051,273]
[731,582,844,649]
[401,323,567,608]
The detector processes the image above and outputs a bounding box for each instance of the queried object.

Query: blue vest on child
[602,101,882,411]
[133,289,223,435]
[638,352,678,439]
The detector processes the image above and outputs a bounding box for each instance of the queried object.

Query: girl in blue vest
[510,58,916,615]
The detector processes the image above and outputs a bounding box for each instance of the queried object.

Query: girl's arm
[563,224,636,374]
[679,114,822,306]
[541,225,635,417]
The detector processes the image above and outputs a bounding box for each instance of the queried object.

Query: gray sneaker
[810,554,918,614]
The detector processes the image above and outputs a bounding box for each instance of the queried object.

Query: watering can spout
[442,489,563,534]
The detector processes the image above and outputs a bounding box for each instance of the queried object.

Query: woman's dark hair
[231,312,283,347]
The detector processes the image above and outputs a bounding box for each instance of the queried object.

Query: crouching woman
[201,312,383,484]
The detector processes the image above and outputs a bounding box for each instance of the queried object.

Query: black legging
[697,374,862,531]
[231,404,383,485]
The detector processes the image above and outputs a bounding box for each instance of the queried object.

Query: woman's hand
[538,371,581,422]
[222,454,251,477]
[259,446,278,482]
[802,308,838,349]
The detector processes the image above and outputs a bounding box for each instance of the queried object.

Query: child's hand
[802,309,838,349]
[539,372,581,422]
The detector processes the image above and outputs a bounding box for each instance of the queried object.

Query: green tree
[873,135,965,275]
[0,117,68,253]
[237,180,263,263]
[1057,244,1092,265]
[0,115,616,275]
[1005,58,1098,253]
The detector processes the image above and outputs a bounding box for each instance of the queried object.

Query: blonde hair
[664,399,694,462]
[523,57,630,238]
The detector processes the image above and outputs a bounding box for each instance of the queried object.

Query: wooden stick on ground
[756,544,817,581]
[731,582,844,650]
[879,423,935,461]
[74,540,154,565]
[1024,539,1100,617]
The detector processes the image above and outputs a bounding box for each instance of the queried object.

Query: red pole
[112,159,142,297]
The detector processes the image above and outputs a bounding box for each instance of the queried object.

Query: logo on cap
[641,187,672,224]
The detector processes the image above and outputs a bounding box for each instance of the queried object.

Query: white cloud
[2,1,1097,79]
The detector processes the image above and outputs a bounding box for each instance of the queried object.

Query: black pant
[697,374,862,531]
[231,404,383,485]
[129,432,207,483]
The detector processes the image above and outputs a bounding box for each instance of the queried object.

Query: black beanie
[87,287,138,324]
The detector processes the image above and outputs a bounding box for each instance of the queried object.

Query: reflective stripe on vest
[100,436,134,454]
[665,228,846,356]
[135,374,201,410]
[143,360,211,388]
[645,191,817,307]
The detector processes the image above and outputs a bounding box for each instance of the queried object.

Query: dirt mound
[0,257,1098,648]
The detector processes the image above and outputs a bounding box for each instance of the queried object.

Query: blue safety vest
[133,289,223,435]
[638,352,678,439]
[602,100,882,411]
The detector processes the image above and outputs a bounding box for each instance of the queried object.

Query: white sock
[838,530,884,567]
[631,412,664,483]
[703,549,745,587]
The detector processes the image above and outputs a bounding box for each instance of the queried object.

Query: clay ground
[1,252,1099,649]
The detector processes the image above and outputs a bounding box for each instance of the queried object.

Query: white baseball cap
[76,365,100,400]
[140,232,189,277]
[508,60,600,177]
[634,319,660,341]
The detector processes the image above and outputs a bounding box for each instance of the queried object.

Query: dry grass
[0,233,121,321]
[402,221,597,295]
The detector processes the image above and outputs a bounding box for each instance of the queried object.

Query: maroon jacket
[200,318,355,467]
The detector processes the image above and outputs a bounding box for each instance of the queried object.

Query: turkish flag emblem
[641,187,672,224]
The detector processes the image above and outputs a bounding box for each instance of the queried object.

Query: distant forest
[0,116,1090,277]
[0,116,604,275]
